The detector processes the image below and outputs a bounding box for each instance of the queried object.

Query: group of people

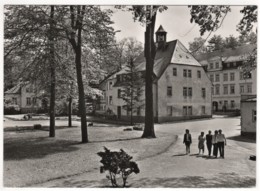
[183,129,227,158]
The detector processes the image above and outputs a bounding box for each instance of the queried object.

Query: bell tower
[155,25,167,43]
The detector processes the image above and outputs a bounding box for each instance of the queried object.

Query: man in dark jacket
[183,129,192,154]
[206,130,213,156]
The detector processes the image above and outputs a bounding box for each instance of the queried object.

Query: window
[167,106,173,116]
[167,86,172,96]
[118,89,121,98]
[224,73,228,81]
[215,85,220,95]
[109,81,113,90]
[109,96,113,105]
[183,69,187,77]
[215,74,220,82]
[183,106,187,116]
[32,97,36,104]
[215,62,219,68]
[240,86,244,93]
[197,70,201,78]
[202,88,206,98]
[26,97,31,105]
[188,87,192,97]
[117,75,120,82]
[231,100,235,108]
[243,72,252,79]
[188,106,192,115]
[188,70,192,78]
[240,72,244,80]
[252,110,256,122]
[12,97,17,105]
[210,63,214,69]
[223,85,228,95]
[230,73,235,81]
[247,84,252,93]
[230,85,235,94]
[183,87,187,97]
[201,106,206,115]
[210,74,214,82]
[173,68,177,76]
[224,100,228,107]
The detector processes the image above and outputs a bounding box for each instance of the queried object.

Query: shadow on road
[4,137,79,161]
[44,172,255,188]
[172,153,187,157]
[227,135,256,143]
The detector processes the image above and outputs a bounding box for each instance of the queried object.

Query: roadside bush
[97,147,140,187]
[4,104,21,115]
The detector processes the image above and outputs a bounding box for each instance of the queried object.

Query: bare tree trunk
[75,44,88,142]
[68,96,72,127]
[49,5,55,137]
[142,6,156,138]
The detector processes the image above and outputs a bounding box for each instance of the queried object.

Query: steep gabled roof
[134,40,177,78]
[194,44,256,64]
[5,81,28,94]
[134,39,202,79]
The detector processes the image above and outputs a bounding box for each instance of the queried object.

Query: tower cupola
[155,25,167,43]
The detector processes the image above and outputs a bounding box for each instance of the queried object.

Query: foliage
[97,147,140,187]
[237,6,257,35]
[189,5,257,73]
[116,5,168,138]
[120,59,144,125]
[207,35,225,52]
[189,6,231,36]
[188,37,207,54]
[224,35,239,49]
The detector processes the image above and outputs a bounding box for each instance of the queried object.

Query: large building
[195,44,257,112]
[4,81,44,113]
[240,95,256,137]
[97,25,212,123]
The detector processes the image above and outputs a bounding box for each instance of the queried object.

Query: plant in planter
[97,147,140,187]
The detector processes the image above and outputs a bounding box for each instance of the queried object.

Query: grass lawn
[4,124,177,187]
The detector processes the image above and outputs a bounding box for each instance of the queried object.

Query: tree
[116,5,167,138]
[4,5,59,137]
[189,5,257,72]
[207,35,225,52]
[224,35,239,49]
[188,37,207,54]
[121,58,144,125]
[48,5,56,137]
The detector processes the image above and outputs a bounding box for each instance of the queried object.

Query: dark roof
[134,40,202,79]
[5,82,28,94]
[194,44,256,62]
[156,25,167,34]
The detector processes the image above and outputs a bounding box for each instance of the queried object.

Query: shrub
[97,147,140,187]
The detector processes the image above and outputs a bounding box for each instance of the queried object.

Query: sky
[105,6,251,48]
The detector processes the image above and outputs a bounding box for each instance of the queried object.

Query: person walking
[206,130,213,156]
[212,130,219,158]
[217,129,226,158]
[183,129,192,155]
[198,132,205,155]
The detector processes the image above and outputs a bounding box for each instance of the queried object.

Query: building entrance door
[117,106,121,119]
[213,101,218,111]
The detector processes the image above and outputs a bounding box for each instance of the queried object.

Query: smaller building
[240,95,256,137]
[4,81,43,113]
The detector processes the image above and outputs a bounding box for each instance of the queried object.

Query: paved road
[33,116,256,188]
